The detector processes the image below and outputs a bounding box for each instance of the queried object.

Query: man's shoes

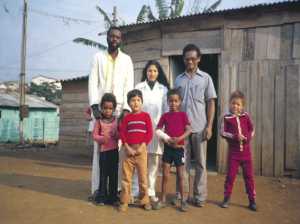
[149,195,159,203]
[171,197,181,205]
[88,190,98,201]
[153,201,166,210]
[249,200,259,211]
[180,202,188,212]
[221,197,230,208]
[195,199,206,207]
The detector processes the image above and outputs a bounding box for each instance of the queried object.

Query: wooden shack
[58,76,92,155]
[119,1,300,178]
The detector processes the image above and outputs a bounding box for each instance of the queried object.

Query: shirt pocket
[191,85,205,103]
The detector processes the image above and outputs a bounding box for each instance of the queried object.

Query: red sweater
[220,110,254,152]
[121,111,153,146]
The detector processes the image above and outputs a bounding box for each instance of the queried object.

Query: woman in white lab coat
[131,60,170,202]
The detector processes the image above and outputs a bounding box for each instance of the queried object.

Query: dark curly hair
[182,44,202,58]
[100,93,117,109]
[141,60,170,89]
[167,89,181,100]
[107,26,122,37]
[127,89,143,105]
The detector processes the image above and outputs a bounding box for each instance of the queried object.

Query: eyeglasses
[183,57,199,62]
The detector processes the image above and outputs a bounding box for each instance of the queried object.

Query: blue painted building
[0,94,59,143]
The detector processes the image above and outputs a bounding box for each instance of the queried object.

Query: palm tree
[136,0,184,23]
[73,6,114,50]
[73,0,222,50]
[187,0,222,14]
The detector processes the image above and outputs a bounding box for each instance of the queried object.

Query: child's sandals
[117,203,128,212]
[142,203,152,211]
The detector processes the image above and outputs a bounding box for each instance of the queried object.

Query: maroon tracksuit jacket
[220,109,255,200]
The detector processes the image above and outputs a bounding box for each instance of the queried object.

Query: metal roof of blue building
[0,94,58,108]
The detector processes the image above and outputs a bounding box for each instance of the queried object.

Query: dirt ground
[0,145,300,224]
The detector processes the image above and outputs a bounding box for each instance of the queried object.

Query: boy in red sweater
[220,91,259,211]
[119,89,153,212]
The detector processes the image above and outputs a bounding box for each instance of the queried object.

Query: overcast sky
[0,0,284,83]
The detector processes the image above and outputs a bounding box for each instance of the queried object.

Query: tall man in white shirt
[88,26,134,200]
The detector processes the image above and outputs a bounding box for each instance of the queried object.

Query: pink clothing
[121,111,153,146]
[220,110,254,151]
[92,116,121,152]
[157,111,190,145]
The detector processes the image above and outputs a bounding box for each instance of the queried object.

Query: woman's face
[146,65,159,82]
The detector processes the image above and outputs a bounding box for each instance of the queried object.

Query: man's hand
[91,104,103,120]
[203,127,212,141]
[119,109,130,122]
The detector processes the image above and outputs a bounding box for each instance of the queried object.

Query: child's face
[167,94,181,112]
[101,102,114,118]
[129,95,143,113]
[229,98,244,116]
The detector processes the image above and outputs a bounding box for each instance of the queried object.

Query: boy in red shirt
[119,89,153,212]
[220,91,259,211]
[153,89,190,212]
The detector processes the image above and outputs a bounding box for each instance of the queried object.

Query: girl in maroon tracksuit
[220,91,259,211]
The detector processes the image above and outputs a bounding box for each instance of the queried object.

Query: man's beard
[107,40,120,51]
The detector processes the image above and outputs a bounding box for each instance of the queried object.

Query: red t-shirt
[157,111,190,145]
[121,111,153,146]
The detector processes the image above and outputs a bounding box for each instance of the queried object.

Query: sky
[0,0,285,83]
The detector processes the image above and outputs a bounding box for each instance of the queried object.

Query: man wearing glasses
[173,44,217,207]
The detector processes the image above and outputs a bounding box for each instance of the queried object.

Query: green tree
[27,82,62,106]
[187,0,222,14]
[73,0,221,49]
[137,0,184,23]
[73,6,126,51]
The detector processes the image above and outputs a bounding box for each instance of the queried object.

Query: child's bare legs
[161,162,171,203]
[176,165,185,203]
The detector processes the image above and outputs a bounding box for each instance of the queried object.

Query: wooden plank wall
[218,22,300,178]
[58,80,92,155]
[121,8,300,178]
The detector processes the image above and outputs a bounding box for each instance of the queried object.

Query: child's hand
[171,137,180,146]
[101,136,109,144]
[126,146,134,156]
[166,137,173,146]
[134,145,145,156]
[238,134,246,142]
[110,129,117,138]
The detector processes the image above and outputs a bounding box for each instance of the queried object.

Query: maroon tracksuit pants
[224,149,255,200]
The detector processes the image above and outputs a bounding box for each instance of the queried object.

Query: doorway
[169,54,219,171]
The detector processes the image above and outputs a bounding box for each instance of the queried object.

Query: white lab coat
[131,80,169,197]
[135,80,169,154]
[89,49,134,115]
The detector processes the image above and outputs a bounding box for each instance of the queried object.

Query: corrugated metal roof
[60,75,88,83]
[120,0,299,28]
[0,94,58,108]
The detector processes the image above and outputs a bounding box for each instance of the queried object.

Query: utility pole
[19,0,27,143]
[113,6,117,26]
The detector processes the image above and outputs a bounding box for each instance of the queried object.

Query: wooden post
[19,0,27,144]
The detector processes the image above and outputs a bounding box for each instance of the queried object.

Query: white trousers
[131,153,160,197]
[91,141,100,193]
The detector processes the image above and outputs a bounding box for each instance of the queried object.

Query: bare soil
[0,145,300,224]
